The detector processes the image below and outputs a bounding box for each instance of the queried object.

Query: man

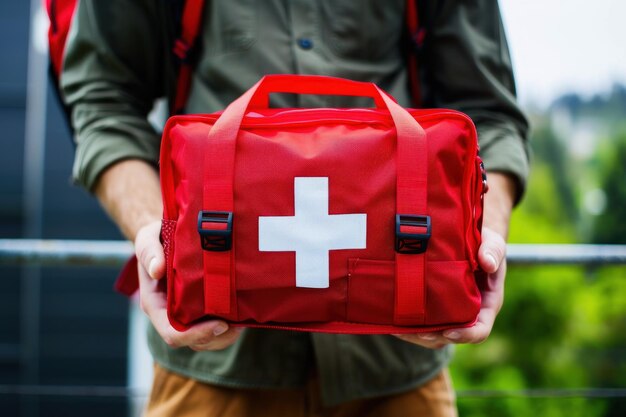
[61,1,529,416]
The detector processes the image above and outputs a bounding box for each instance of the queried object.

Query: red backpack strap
[114,256,139,296]
[406,0,425,108]
[46,0,78,78]
[172,0,206,114]
[114,1,207,297]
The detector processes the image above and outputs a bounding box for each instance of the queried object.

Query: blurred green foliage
[451,85,626,416]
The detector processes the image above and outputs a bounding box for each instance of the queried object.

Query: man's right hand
[135,220,243,351]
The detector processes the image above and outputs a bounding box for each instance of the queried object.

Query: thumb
[478,227,506,274]
[135,221,166,280]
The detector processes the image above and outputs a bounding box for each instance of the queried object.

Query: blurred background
[0,0,625,416]
[455,1,626,416]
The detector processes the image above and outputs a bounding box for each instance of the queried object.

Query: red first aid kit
[159,75,486,334]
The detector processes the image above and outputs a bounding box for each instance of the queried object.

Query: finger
[442,307,497,344]
[135,221,166,279]
[157,318,237,350]
[478,227,506,274]
[180,320,232,344]
[393,333,451,350]
[138,261,167,314]
[136,266,185,347]
[134,225,240,351]
[481,266,506,313]
[189,327,244,351]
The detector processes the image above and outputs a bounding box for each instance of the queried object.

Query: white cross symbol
[259,177,367,288]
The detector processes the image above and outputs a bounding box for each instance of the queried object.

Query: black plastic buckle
[480,161,489,194]
[395,214,431,254]
[197,211,233,252]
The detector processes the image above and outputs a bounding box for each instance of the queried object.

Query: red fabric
[172,0,206,114]
[405,0,423,108]
[45,0,78,77]
[160,75,484,333]
[173,66,193,115]
[45,0,205,113]
[392,81,427,325]
[114,220,177,297]
[114,256,138,296]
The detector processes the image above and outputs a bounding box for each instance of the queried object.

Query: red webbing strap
[200,84,261,315]
[46,0,78,77]
[114,255,139,296]
[173,0,206,114]
[379,92,428,325]
[173,67,192,115]
[201,137,235,314]
[406,0,424,108]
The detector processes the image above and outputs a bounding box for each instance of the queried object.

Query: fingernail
[486,254,497,270]
[213,324,228,336]
[419,333,436,341]
[148,258,158,278]
[444,331,461,340]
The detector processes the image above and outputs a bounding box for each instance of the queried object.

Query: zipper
[173,109,390,128]
[170,108,475,129]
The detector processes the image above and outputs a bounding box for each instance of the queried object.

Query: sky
[499,0,626,106]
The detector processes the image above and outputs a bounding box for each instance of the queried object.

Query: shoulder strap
[406,0,425,108]
[46,0,78,78]
[172,0,206,114]
[115,0,208,297]
[45,0,78,139]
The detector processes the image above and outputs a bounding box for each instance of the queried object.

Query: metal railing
[2,239,626,267]
[1,239,625,401]
[0,239,133,267]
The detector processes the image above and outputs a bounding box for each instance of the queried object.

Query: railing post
[20,2,49,417]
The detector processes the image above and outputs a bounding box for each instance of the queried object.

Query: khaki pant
[145,364,457,417]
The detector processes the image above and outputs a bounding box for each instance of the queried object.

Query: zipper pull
[479,160,489,194]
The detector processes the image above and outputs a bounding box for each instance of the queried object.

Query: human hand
[394,172,515,349]
[394,226,506,349]
[135,220,242,351]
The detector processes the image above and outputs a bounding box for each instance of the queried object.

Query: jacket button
[297,38,313,50]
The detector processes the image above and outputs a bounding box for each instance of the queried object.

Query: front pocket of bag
[346,258,396,324]
[346,258,481,326]
[424,261,481,326]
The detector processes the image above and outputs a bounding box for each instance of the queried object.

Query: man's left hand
[394,172,516,349]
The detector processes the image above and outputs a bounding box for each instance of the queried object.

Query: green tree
[453,102,626,417]
[592,130,626,244]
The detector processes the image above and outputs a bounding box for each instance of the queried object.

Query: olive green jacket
[61,0,529,406]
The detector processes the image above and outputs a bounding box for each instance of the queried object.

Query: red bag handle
[202,75,428,324]
[247,74,390,109]
[210,75,421,151]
